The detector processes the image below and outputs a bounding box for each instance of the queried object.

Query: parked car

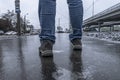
[5,31,17,35]
[0,30,4,35]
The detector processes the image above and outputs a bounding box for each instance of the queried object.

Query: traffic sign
[15,0,21,13]
[15,9,21,13]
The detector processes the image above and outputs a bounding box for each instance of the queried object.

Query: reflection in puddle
[82,65,96,80]
[40,57,57,80]
[53,50,86,80]
[53,67,84,80]
[105,44,114,46]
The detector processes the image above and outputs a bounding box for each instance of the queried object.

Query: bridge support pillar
[112,25,114,32]
[109,25,112,38]
[110,25,112,32]
[98,22,101,38]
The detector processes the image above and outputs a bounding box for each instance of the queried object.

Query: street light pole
[15,0,21,36]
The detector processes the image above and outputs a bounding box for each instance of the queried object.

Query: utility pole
[15,0,21,36]
[69,16,72,33]
[24,15,26,33]
[58,18,60,27]
[92,0,95,16]
[24,13,28,33]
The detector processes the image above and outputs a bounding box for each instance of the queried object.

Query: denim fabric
[38,0,83,42]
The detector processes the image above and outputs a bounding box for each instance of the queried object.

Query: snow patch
[84,32,120,44]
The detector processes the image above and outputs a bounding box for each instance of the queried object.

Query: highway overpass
[83,2,120,27]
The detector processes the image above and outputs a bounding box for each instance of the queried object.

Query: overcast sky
[0,0,120,29]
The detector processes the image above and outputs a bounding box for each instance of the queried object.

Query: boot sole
[72,45,82,50]
[39,50,53,57]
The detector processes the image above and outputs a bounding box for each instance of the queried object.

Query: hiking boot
[71,38,82,50]
[39,40,54,57]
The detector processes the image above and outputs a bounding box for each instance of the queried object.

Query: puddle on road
[105,43,114,46]
[53,67,84,80]
[82,65,96,80]
[52,65,96,80]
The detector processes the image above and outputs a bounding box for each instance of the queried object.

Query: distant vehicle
[30,29,40,35]
[5,31,17,35]
[0,30,4,35]
[30,31,39,35]
[57,26,64,33]
[57,31,64,33]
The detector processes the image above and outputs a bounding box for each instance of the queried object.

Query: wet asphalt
[0,33,120,80]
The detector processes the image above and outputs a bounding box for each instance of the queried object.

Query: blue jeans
[39,0,83,43]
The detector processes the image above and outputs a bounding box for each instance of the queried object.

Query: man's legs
[38,0,56,57]
[67,0,83,49]
[39,0,56,43]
